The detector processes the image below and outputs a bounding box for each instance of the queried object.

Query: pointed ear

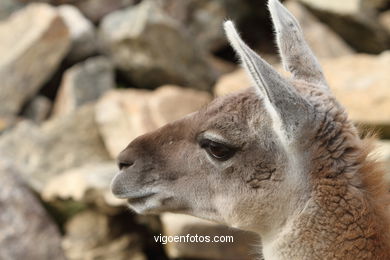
[268,0,327,87]
[224,20,310,143]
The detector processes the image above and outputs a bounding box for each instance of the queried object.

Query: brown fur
[283,79,390,259]
[111,1,390,258]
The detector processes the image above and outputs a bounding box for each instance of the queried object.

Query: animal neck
[260,142,390,260]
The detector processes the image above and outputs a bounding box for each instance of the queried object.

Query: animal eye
[200,139,236,161]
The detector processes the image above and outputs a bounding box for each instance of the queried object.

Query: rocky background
[0,0,389,259]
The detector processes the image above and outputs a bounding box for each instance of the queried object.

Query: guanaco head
[111,0,354,235]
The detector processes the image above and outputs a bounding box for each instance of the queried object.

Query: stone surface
[298,0,390,14]
[286,1,353,58]
[157,0,228,52]
[58,5,97,62]
[298,0,368,15]
[42,162,124,207]
[95,85,212,158]
[206,55,237,77]
[297,0,389,53]
[321,52,390,137]
[63,210,146,260]
[0,0,23,20]
[0,104,110,191]
[369,0,390,9]
[161,213,261,260]
[66,0,135,23]
[215,52,390,137]
[53,56,114,117]
[0,3,70,117]
[153,0,274,53]
[0,159,66,260]
[379,10,390,35]
[99,0,216,90]
[213,69,251,97]
[0,116,17,134]
[22,95,52,123]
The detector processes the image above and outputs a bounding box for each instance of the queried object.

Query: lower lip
[127,193,155,204]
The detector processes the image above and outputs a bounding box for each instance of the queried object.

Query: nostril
[118,161,134,170]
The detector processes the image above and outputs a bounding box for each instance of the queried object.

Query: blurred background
[0,0,389,259]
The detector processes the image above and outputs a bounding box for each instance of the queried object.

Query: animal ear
[224,20,310,143]
[268,0,326,87]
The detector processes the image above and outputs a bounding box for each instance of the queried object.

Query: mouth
[126,193,156,204]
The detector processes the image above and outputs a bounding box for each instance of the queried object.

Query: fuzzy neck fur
[262,85,390,260]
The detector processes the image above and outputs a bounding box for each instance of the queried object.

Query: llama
[111,0,390,259]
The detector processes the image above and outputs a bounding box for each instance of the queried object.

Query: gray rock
[42,162,124,208]
[0,116,17,134]
[0,159,65,260]
[157,0,228,52]
[0,3,70,117]
[65,0,135,23]
[286,1,353,58]
[158,0,275,53]
[379,10,390,35]
[99,0,216,90]
[22,95,52,123]
[7,0,135,23]
[53,56,114,117]
[369,0,390,9]
[215,52,390,138]
[58,5,97,62]
[297,0,389,53]
[161,213,261,260]
[0,0,23,20]
[95,85,212,158]
[0,104,110,191]
[320,52,390,138]
[62,210,146,260]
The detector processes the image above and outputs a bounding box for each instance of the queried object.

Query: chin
[127,200,162,214]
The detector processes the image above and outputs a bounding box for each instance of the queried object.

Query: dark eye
[199,139,236,161]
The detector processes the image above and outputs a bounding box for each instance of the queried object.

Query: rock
[0,116,17,133]
[160,213,261,260]
[206,55,237,77]
[298,0,390,13]
[297,0,371,14]
[22,95,52,123]
[58,5,97,62]
[215,52,390,137]
[0,104,110,191]
[65,0,135,23]
[159,0,278,53]
[321,52,390,137]
[53,56,114,117]
[148,85,212,126]
[99,0,216,90]
[42,162,124,209]
[0,159,65,260]
[285,1,353,58]
[297,0,389,53]
[18,0,136,22]
[213,69,250,97]
[370,0,390,9]
[379,10,390,35]
[376,140,390,187]
[0,0,23,20]
[95,85,212,158]
[62,210,146,260]
[157,0,228,52]
[0,3,70,117]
